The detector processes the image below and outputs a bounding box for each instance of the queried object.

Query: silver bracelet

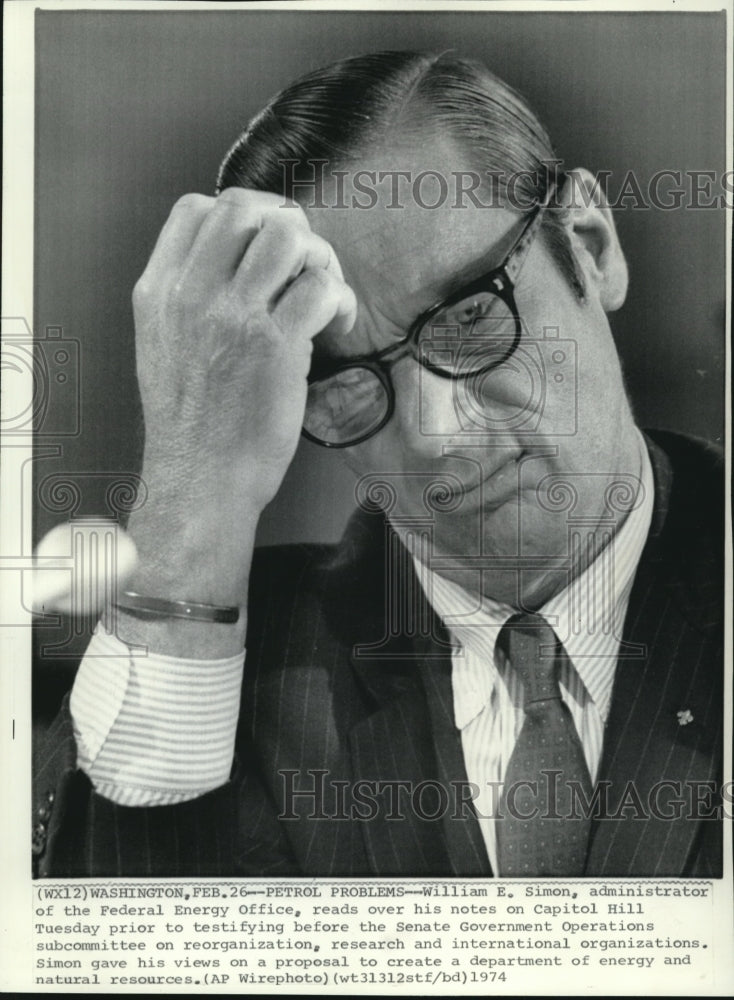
[113,590,240,624]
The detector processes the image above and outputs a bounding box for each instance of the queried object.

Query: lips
[445,451,524,508]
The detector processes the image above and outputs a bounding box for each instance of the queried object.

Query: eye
[442,292,506,332]
[451,298,487,324]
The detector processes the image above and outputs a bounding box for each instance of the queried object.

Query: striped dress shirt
[71,636,245,806]
[71,433,654,868]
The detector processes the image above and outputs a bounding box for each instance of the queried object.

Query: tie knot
[499,612,561,706]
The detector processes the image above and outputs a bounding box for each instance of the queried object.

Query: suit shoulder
[645,428,724,630]
[646,426,722,471]
[646,428,723,523]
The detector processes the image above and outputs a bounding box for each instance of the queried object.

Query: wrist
[124,510,256,607]
[127,463,262,601]
[111,474,259,656]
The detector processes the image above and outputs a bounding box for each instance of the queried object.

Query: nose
[381,360,530,493]
[390,359,467,448]
[391,357,530,449]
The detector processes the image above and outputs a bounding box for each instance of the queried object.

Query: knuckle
[268,217,309,254]
[215,186,252,209]
[301,266,333,292]
[173,192,211,213]
[242,312,283,352]
[263,198,308,231]
[168,275,196,310]
[284,199,307,224]
[241,310,272,338]
[132,275,152,307]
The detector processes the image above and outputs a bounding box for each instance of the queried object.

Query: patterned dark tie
[496,612,593,876]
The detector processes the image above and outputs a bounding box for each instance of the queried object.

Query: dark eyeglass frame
[302,186,555,449]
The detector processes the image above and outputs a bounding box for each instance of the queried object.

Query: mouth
[457,451,525,509]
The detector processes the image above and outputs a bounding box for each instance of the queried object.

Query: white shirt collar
[409,430,655,729]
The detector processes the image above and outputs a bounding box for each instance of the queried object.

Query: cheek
[390,362,469,441]
[521,280,624,436]
[340,433,412,516]
[346,364,457,463]
[339,406,443,516]
[341,434,401,478]
[571,312,629,430]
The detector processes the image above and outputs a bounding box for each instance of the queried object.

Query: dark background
[32,10,726,712]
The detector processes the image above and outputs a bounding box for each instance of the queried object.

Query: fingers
[272,266,357,341]
[235,219,344,302]
[193,187,356,336]
[141,193,214,285]
[185,188,309,288]
[138,186,357,340]
[140,188,304,289]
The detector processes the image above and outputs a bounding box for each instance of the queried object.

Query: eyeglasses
[302,188,554,448]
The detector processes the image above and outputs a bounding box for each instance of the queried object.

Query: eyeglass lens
[303,367,390,446]
[303,289,518,447]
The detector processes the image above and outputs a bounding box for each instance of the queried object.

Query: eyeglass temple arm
[503,180,559,288]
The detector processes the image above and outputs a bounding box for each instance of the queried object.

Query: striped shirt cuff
[70,625,245,807]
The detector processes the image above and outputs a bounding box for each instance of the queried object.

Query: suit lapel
[416,631,493,876]
[349,677,453,875]
[585,575,721,875]
[349,633,491,876]
[344,514,489,875]
[585,435,723,876]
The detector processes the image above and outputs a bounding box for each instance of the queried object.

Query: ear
[557,168,628,311]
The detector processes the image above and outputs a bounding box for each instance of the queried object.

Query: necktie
[496,613,592,876]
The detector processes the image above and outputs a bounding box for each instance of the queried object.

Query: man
[33,51,723,877]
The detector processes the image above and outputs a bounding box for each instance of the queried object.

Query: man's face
[304,143,640,609]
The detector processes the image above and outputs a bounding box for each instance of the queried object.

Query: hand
[110,188,357,653]
[132,187,357,516]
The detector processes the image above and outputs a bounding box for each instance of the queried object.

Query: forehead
[302,139,519,319]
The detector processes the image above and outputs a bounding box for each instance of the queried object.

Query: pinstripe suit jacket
[34,429,724,878]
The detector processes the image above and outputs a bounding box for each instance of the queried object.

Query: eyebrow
[428,246,504,305]
[311,202,546,376]
[310,254,500,378]
[420,203,537,307]
[310,250,508,378]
